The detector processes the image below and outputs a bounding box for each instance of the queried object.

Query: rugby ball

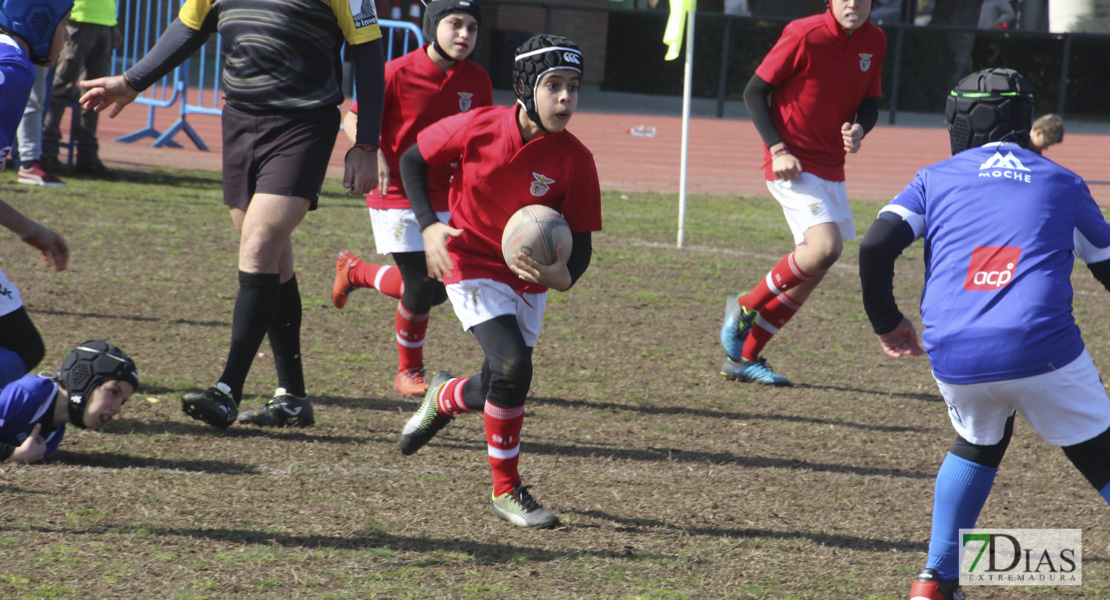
[501,204,573,267]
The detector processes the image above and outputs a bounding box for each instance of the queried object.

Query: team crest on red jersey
[964,246,1021,291]
[530,173,555,197]
[458,92,473,112]
[859,53,873,72]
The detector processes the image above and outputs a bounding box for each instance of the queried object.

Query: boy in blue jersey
[0,340,137,464]
[0,0,73,387]
[859,68,1110,600]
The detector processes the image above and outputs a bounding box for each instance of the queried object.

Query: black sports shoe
[237,388,315,428]
[182,384,238,428]
[399,371,454,455]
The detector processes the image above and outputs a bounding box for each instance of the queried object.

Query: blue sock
[0,348,27,387]
[926,452,998,581]
[1100,481,1110,505]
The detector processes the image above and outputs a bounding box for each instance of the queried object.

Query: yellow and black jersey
[179,0,382,111]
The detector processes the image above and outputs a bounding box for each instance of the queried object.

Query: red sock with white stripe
[395,302,428,371]
[435,376,471,416]
[484,400,525,497]
[742,292,803,361]
[739,252,811,312]
[348,262,403,299]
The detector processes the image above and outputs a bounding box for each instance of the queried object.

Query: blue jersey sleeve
[0,37,35,155]
[879,169,928,239]
[1072,182,1110,264]
[0,375,63,456]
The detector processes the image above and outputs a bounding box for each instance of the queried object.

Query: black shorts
[221,103,340,211]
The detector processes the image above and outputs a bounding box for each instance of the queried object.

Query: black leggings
[458,314,534,411]
[392,251,447,313]
[0,307,45,374]
[952,412,1110,492]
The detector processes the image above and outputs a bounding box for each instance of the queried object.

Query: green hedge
[604,11,1110,119]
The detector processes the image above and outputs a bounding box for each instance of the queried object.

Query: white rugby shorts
[369,207,450,255]
[934,349,1110,447]
[767,172,855,245]
[446,278,546,347]
[0,267,23,317]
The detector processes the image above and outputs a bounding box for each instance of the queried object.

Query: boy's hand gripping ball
[501,204,572,267]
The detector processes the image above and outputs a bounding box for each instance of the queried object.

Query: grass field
[1,167,1108,599]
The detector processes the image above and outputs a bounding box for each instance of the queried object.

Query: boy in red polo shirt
[396,34,601,528]
[331,0,492,396]
[719,0,885,385]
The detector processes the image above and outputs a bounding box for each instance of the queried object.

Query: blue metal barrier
[115,7,424,151]
[114,0,185,147]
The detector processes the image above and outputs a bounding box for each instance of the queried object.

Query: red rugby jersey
[353,45,492,211]
[755,10,885,182]
[417,104,602,293]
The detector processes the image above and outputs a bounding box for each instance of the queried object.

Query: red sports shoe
[17,161,66,187]
[332,250,361,308]
[910,568,965,600]
[394,369,429,395]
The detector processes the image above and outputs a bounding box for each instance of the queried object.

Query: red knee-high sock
[739,252,811,312]
[742,292,803,361]
[348,262,404,299]
[436,376,471,416]
[484,400,525,497]
[395,302,428,371]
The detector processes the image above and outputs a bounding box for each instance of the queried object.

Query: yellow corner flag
[663,0,696,61]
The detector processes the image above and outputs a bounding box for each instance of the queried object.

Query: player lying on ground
[0,340,137,464]
[859,68,1110,600]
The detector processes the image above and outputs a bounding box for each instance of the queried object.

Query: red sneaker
[17,161,66,187]
[910,568,965,600]
[332,250,361,308]
[394,368,429,395]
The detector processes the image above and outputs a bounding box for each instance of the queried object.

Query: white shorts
[445,278,546,347]
[766,172,855,245]
[934,349,1110,447]
[0,267,23,317]
[369,207,450,255]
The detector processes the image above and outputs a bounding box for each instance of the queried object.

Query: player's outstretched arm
[859,212,919,358]
[0,200,68,271]
[78,75,137,118]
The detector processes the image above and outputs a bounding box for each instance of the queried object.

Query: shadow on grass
[424,437,932,480]
[47,450,261,473]
[575,509,928,553]
[28,308,226,328]
[12,522,676,565]
[531,395,927,433]
[794,382,943,403]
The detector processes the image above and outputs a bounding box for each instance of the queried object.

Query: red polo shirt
[417,104,602,293]
[353,45,492,211]
[755,10,886,182]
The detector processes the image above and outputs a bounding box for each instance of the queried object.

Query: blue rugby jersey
[0,35,34,159]
[880,142,1110,384]
[0,375,65,458]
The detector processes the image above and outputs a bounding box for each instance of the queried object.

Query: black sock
[268,276,306,398]
[219,271,280,403]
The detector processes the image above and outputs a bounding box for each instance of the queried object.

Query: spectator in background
[42,0,122,178]
[16,66,67,186]
[1030,113,1064,154]
[978,0,1014,29]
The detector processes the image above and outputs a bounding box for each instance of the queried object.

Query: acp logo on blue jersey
[965,246,1021,291]
[979,151,1032,183]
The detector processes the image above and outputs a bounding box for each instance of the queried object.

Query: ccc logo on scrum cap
[563,52,581,65]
